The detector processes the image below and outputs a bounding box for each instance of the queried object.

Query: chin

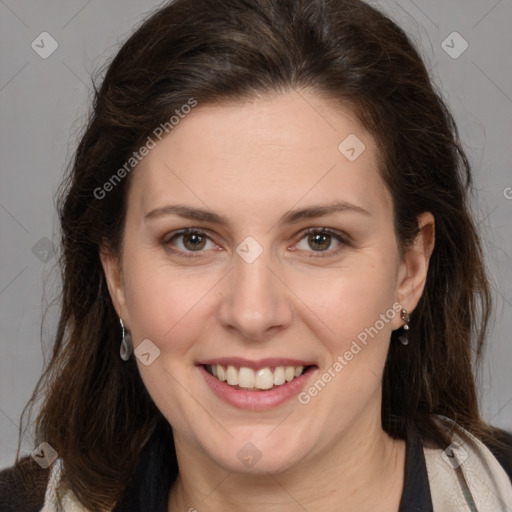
[202,434,310,475]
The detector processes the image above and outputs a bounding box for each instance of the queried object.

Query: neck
[167,413,406,512]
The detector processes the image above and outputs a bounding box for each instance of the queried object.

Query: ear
[99,245,130,324]
[394,212,435,323]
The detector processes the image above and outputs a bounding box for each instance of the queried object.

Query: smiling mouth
[203,364,316,391]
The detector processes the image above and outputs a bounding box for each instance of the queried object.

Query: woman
[1,0,511,510]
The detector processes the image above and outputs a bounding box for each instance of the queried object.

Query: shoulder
[482,426,512,482]
[0,456,49,512]
[429,415,512,481]
[420,416,512,510]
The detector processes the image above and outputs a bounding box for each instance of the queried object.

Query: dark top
[1,419,511,512]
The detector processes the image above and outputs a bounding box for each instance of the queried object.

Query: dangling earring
[399,309,410,346]
[119,318,133,361]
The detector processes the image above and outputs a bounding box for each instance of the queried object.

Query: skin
[101,89,435,512]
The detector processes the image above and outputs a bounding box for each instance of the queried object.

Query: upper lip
[198,357,317,370]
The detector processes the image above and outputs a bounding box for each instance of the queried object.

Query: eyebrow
[144,200,370,227]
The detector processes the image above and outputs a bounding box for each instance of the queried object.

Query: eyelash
[162,227,351,259]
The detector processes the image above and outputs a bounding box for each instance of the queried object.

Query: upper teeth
[210,364,305,390]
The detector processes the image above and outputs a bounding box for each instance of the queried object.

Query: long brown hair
[19,0,495,509]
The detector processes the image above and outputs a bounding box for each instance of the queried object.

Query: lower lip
[198,365,317,411]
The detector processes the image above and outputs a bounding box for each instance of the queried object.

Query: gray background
[1,0,511,470]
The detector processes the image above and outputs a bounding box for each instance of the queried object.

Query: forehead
[128,90,392,223]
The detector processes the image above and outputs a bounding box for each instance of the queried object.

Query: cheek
[121,257,221,428]
[122,254,219,354]
[291,253,399,350]
[292,262,400,422]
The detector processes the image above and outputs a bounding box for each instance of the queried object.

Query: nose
[218,248,293,341]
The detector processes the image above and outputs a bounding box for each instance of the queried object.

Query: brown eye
[307,232,332,251]
[181,232,207,251]
[295,228,349,256]
[164,228,216,256]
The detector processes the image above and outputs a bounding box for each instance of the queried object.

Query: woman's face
[102,90,433,474]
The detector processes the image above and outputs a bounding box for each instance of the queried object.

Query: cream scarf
[40,417,512,511]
